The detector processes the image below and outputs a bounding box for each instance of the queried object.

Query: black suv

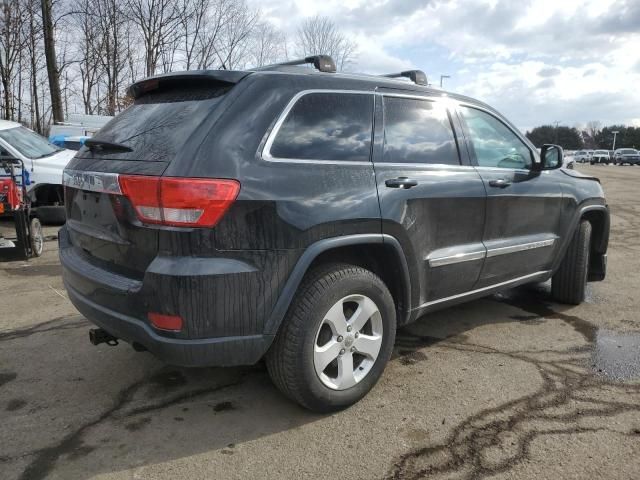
[60,56,609,412]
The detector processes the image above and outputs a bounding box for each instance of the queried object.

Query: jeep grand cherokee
[60,56,609,412]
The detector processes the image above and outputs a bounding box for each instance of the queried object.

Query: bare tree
[192,0,228,69]
[213,0,258,69]
[127,0,182,77]
[41,0,64,122]
[96,0,131,114]
[586,120,601,139]
[249,20,287,68]
[295,15,356,71]
[0,0,27,119]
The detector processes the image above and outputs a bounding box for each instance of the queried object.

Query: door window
[382,97,459,165]
[459,106,533,169]
[269,92,373,162]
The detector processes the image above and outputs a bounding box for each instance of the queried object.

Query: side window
[382,97,459,165]
[269,92,373,162]
[459,106,533,169]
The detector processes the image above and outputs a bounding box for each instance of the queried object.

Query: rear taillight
[118,175,240,227]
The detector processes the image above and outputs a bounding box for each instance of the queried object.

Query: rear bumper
[59,226,276,367]
[65,281,272,366]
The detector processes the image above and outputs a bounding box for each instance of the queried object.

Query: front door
[457,105,564,288]
[373,93,487,307]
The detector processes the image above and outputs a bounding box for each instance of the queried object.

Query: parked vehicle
[591,150,610,164]
[574,150,590,163]
[0,121,75,224]
[613,148,640,165]
[49,113,113,138]
[59,57,610,412]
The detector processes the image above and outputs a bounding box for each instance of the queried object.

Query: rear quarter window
[382,96,459,165]
[268,92,374,162]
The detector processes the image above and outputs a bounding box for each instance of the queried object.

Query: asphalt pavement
[1,164,639,479]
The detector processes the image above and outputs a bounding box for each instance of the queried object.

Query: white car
[590,150,611,165]
[574,150,590,163]
[0,120,75,223]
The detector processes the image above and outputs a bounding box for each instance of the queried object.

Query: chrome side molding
[428,236,557,268]
[486,238,556,258]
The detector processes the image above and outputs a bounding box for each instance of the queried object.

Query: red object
[118,175,240,227]
[0,178,21,210]
[148,312,183,331]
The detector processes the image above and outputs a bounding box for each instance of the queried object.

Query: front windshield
[619,149,637,154]
[595,150,608,154]
[0,126,63,159]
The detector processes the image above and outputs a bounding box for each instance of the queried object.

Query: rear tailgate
[63,72,245,276]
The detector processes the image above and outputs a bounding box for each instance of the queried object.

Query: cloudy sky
[249,0,640,132]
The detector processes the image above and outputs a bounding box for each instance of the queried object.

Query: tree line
[526,123,640,151]
[0,0,356,134]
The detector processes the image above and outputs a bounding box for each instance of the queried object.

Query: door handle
[489,178,511,188]
[385,177,418,189]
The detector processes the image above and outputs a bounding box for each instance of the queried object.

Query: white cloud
[249,0,640,127]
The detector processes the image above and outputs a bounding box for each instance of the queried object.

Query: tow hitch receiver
[89,328,119,346]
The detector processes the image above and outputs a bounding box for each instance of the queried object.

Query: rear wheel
[266,263,396,412]
[552,220,591,305]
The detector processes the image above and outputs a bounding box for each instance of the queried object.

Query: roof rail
[257,55,337,73]
[382,70,428,86]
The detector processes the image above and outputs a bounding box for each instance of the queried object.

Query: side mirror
[535,144,563,171]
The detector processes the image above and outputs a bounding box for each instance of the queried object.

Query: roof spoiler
[127,70,250,99]
[382,70,428,86]
[256,55,337,73]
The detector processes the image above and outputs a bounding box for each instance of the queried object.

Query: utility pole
[554,121,560,143]
[440,75,451,88]
[612,130,619,150]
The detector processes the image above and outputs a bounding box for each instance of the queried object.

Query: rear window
[77,84,230,162]
[269,92,373,162]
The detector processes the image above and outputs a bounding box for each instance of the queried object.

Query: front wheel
[552,220,591,305]
[266,263,396,412]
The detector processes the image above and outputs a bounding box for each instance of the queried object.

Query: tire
[552,220,591,305]
[266,263,396,412]
[29,217,43,257]
[36,205,66,225]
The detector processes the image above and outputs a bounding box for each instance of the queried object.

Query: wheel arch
[551,203,609,281]
[263,234,411,336]
[28,182,64,207]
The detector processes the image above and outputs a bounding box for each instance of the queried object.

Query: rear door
[456,104,563,287]
[372,93,487,306]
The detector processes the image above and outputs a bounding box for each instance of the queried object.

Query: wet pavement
[1,165,639,480]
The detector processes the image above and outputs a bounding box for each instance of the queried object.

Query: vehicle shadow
[4,283,595,480]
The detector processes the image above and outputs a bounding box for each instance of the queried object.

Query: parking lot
[1,164,639,480]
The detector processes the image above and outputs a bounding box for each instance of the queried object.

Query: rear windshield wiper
[84,139,133,153]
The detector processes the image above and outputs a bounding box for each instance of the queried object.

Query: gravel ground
[1,164,639,480]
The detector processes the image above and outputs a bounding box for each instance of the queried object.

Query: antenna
[382,70,428,86]
[258,55,337,73]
